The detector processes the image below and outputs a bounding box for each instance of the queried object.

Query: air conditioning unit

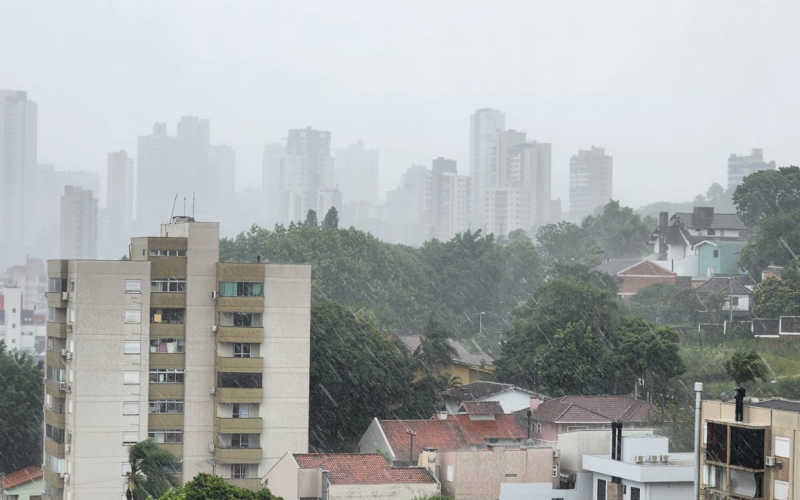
[61,292,69,300]
[209,444,216,453]
[66,324,73,334]
[59,382,67,392]
[211,325,218,333]
[660,454,670,463]
[63,473,70,484]
[60,348,68,357]
[553,449,560,458]
[65,352,73,361]
[649,454,660,463]
[211,291,219,299]
[765,456,777,467]
[65,384,72,393]
[60,471,66,478]
[209,386,217,395]
[65,444,71,454]
[635,455,645,464]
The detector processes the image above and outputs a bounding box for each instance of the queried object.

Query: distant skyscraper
[60,185,97,260]
[438,172,472,240]
[507,140,552,226]
[106,151,135,233]
[335,141,379,205]
[317,187,343,219]
[385,165,432,243]
[137,123,179,229]
[262,143,284,224]
[727,148,776,189]
[177,116,211,209]
[485,187,530,237]
[0,90,38,265]
[469,108,506,227]
[210,144,236,222]
[569,146,613,220]
[282,127,332,222]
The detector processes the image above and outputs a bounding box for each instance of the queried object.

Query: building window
[708,229,716,236]
[597,479,606,500]
[713,250,720,258]
[149,249,186,257]
[775,436,790,458]
[45,452,65,473]
[218,312,262,327]
[150,308,186,324]
[218,372,261,389]
[47,307,56,322]
[122,463,132,476]
[125,279,142,293]
[125,310,142,324]
[219,282,264,297]
[148,429,183,443]
[231,464,250,479]
[231,434,251,448]
[706,422,728,463]
[123,432,138,445]
[149,369,185,383]
[124,372,141,385]
[48,278,67,293]
[149,400,184,414]
[149,338,185,354]
[46,424,65,443]
[151,278,187,293]
[233,343,251,358]
[731,296,740,306]
[124,341,141,354]
[232,403,250,418]
[47,366,66,382]
[68,308,75,323]
[123,402,139,415]
[631,487,640,500]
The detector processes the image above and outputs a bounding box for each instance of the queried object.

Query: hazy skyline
[2,0,799,209]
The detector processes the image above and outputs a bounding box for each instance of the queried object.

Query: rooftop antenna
[193,192,196,219]
[169,193,178,222]
[183,197,186,217]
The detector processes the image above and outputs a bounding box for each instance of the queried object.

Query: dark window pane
[706,423,728,463]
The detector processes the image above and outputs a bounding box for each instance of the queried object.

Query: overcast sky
[2,0,799,209]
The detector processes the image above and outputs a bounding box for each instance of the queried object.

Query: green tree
[628,282,695,325]
[536,322,613,395]
[738,208,800,279]
[723,349,769,387]
[582,245,607,268]
[305,209,318,227]
[548,262,620,296]
[0,341,43,473]
[126,439,181,500]
[309,302,413,451]
[535,221,595,263]
[416,317,457,374]
[581,200,653,258]
[322,207,339,229]
[150,472,282,499]
[733,166,800,228]
[615,317,685,401]
[752,262,800,317]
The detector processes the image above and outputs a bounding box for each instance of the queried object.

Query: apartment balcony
[215,447,262,464]
[43,467,64,489]
[149,384,185,398]
[45,438,65,457]
[217,296,265,313]
[215,417,263,434]
[216,387,263,404]
[224,478,262,490]
[149,413,185,428]
[46,322,68,339]
[46,292,68,309]
[149,353,186,369]
[45,380,66,398]
[157,443,184,457]
[45,408,66,427]
[151,293,186,308]
[46,350,65,368]
[150,258,187,278]
[216,327,264,344]
[215,356,264,373]
[149,323,186,337]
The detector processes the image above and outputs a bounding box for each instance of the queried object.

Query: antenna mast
[169,193,178,222]
[193,192,196,219]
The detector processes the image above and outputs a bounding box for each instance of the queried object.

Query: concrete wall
[557,429,655,473]
[329,482,439,500]
[358,418,393,461]
[263,453,300,500]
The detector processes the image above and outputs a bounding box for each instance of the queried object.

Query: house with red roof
[528,396,653,446]
[264,453,439,500]
[1,466,43,500]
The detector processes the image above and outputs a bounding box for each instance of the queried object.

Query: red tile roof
[292,454,436,484]
[531,396,653,424]
[458,401,504,415]
[380,419,470,462]
[1,466,43,489]
[450,413,529,445]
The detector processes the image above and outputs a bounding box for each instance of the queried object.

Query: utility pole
[406,430,417,465]
[694,382,704,500]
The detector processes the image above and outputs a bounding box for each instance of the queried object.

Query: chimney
[734,387,745,422]
[530,397,541,412]
[418,447,437,473]
[436,411,448,420]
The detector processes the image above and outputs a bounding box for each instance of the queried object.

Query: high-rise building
[101,152,135,259]
[60,186,97,260]
[335,141,379,205]
[209,144,236,224]
[727,148,776,189]
[177,116,211,205]
[507,140,552,227]
[569,146,613,221]
[43,217,311,500]
[137,123,179,230]
[485,187,530,237]
[430,157,458,238]
[469,109,505,227]
[281,128,333,223]
[317,187,343,220]
[261,143,284,224]
[0,90,38,266]
[438,173,472,240]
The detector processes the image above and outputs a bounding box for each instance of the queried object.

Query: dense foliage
[149,473,281,500]
[733,166,800,228]
[752,261,800,318]
[0,341,43,473]
[738,208,800,278]
[724,349,769,387]
[127,439,181,500]
[627,282,696,325]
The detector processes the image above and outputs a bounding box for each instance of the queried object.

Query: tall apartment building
[261,143,284,225]
[177,116,211,210]
[569,146,613,221]
[43,217,311,500]
[209,144,237,224]
[438,173,472,240]
[727,148,776,189]
[317,187,343,220]
[485,187,530,237]
[335,141,379,205]
[0,90,38,266]
[137,123,179,231]
[60,186,97,260]
[107,151,135,234]
[282,127,333,223]
[469,109,506,227]
[431,157,458,238]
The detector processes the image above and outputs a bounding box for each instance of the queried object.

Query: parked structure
[265,453,439,500]
[594,259,677,299]
[440,381,539,414]
[397,335,494,384]
[42,217,311,500]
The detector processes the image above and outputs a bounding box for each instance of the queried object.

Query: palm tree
[125,439,181,500]
[724,349,769,387]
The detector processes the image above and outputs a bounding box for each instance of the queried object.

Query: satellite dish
[720,392,731,403]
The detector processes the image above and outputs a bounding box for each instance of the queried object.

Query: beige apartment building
[43,217,311,500]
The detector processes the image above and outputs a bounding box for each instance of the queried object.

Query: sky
[2,0,799,209]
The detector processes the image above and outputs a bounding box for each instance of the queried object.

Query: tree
[548,262,620,296]
[535,221,595,263]
[628,282,695,325]
[309,302,413,451]
[724,349,769,387]
[536,322,613,395]
[150,472,282,499]
[752,261,800,317]
[738,208,800,278]
[322,207,339,229]
[582,245,606,268]
[305,209,318,227]
[126,439,181,500]
[0,341,43,473]
[733,166,800,228]
[581,200,653,258]
[415,316,457,374]
[615,317,685,401]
